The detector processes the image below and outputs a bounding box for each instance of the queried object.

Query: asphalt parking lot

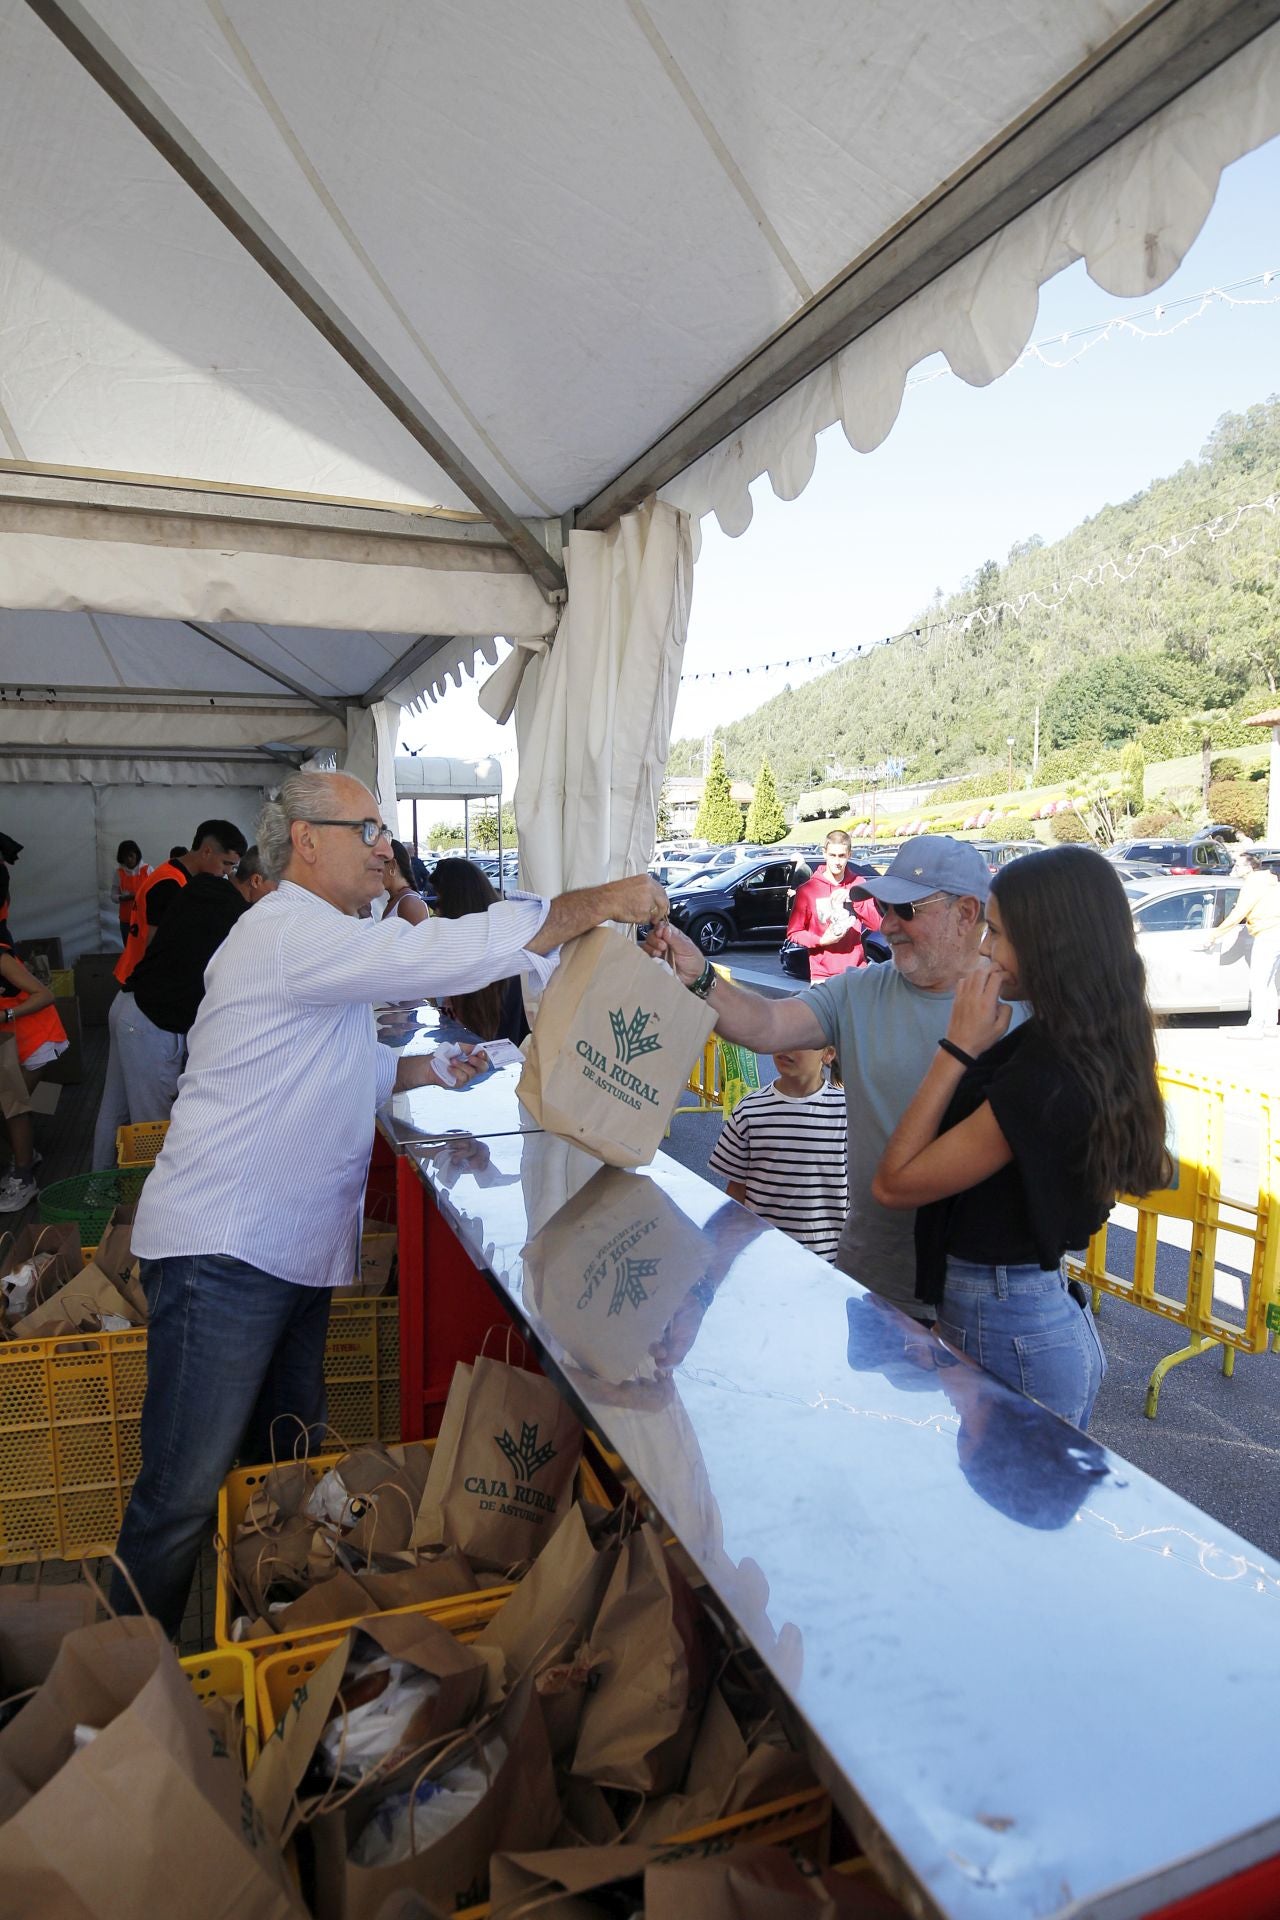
[661,951,1280,1561]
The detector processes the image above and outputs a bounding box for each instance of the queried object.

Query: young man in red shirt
[786,830,882,980]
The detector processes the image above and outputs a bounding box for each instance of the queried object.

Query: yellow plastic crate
[258,1626,830,1900]
[0,1301,401,1567]
[448,1789,832,1917]
[217,1440,609,1656]
[323,1296,400,1451]
[114,1120,170,1168]
[181,1645,260,1772]
[0,1330,148,1564]
[254,1594,506,1738]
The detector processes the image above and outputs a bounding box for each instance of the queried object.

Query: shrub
[1036,742,1118,785]
[1207,779,1268,838]
[998,815,1036,840]
[1130,809,1176,836]
[1120,742,1145,816]
[1050,811,1092,844]
[943,770,1010,804]
[1210,755,1245,783]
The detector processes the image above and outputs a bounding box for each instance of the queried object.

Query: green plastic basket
[39,1168,151,1245]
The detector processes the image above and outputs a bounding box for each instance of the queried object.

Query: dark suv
[667,856,803,956]
[1107,838,1234,877]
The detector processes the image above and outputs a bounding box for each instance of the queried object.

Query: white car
[1127,876,1252,1016]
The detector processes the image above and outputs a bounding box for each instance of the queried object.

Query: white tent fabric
[341,701,400,817]
[660,22,1280,542]
[1,781,269,963]
[514,501,692,898]
[3,3,1276,558]
[394,757,502,803]
[2,0,1279,921]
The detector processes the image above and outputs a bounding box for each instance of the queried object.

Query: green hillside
[668,398,1280,802]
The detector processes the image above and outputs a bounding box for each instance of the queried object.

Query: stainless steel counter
[374,1001,541,1152]
[406,1129,1280,1920]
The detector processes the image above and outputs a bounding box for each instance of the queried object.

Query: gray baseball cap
[867,835,991,906]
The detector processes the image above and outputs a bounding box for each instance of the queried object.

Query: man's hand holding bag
[517,928,715,1168]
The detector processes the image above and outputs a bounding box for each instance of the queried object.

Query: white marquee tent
[2,0,1279,956]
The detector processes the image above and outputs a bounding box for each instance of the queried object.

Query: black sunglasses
[872,889,951,921]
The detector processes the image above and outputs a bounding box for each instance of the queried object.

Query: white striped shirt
[708,1081,849,1261]
[132,880,550,1288]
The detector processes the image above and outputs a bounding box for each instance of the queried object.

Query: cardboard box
[73,952,119,1027]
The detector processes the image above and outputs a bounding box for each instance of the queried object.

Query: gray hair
[257,771,349,882]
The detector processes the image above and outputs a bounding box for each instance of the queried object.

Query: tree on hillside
[662,395,1280,783]
[695,745,744,844]
[655,781,672,840]
[428,822,463,851]
[1120,742,1145,817]
[744,759,787,843]
[1043,654,1181,748]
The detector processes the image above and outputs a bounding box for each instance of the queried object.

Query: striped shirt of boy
[708,1080,848,1261]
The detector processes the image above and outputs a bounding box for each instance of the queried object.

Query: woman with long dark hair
[381,840,429,926]
[872,845,1171,1427]
[431,857,530,1044]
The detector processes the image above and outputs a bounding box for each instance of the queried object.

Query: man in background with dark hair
[94,822,249,1165]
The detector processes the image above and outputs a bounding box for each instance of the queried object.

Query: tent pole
[412,798,419,860]
[464,799,469,860]
[497,800,504,898]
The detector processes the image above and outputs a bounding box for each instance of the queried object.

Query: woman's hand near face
[946,962,1011,1058]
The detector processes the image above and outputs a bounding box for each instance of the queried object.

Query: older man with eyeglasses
[114,770,667,1632]
[649,837,1023,1325]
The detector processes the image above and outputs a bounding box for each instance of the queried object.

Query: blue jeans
[938,1258,1106,1429]
[111,1253,332,1635]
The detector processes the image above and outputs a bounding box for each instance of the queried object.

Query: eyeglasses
[874,890,951,922]
[303,818,392,848]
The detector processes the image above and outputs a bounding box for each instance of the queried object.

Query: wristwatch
[688,960,716,998]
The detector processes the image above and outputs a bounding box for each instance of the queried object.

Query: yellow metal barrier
[1065,1065,1280,1418]
[669,965,751,1123]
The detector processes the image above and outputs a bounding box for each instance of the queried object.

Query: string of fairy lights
[680,267,1280,688]
[679,492,1278,684]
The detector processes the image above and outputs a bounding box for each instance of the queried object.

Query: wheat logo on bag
[523,1168,715,1387]
[518,928,715,1167]
[417,1353,583,1570]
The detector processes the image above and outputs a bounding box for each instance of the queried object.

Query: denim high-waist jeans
[110,1253,332,1635]
[937,1257,1106,1429]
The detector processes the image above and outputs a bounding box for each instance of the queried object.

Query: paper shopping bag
[0,1615,302,1918]
[0,1222,82,1326]
[522,1166,714,1387]
[474,1503,617,1759]
[417,1357,582,1572]
[0,1575,99,1694]
[11,1265,143,1338]
[571,1523,710,1795]
[644,1842,905,1917]
[517,929,716,1168]
[310,1678,560,1920]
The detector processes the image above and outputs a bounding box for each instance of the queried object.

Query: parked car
[970,840,1038,872]
[1107,837,1235,877]
[667,855,807,955]
[1127,875,1252,1015]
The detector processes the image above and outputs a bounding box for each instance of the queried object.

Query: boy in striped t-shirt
[708,1044,848,1261]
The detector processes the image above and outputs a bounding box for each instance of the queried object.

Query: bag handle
[479,1322,528,1367]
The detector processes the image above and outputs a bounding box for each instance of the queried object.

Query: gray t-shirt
[802,964,1025,1318]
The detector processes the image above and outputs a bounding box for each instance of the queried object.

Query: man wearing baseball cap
[649,837,1024,1321]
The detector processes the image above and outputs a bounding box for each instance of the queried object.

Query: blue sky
[400,133,1280,784]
